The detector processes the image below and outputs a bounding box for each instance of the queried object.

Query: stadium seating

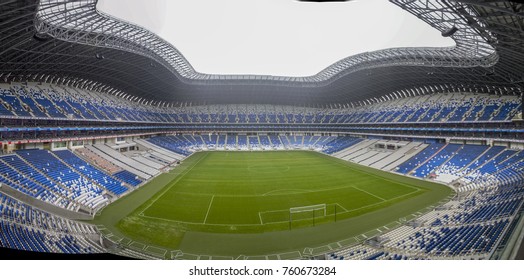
[0,155,73,209]
[2,83,524,260]
[144,134,363,153]
[53,150,128,195]
[1,85,521,124]
[435,144,490,181]
[0,193,103,254]
[16,149,108,210]
[113,170,143,186]
[412,144,462,178]
[396,143,445,175]
[331,168,524,259]
[249,136,261,150]
[322,136,363,154]
[0,134,523,260]
[325,141,524,259]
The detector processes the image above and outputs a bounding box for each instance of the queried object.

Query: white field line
[139,151,424,227]
[352,186,386,201]
[334,203,349,212]
[259,188,422,224]
[342,189,421,214]
[259,203,346,224]
[325,153,423,192]
[259,212,264,225]
[139,186,422,227]
[203,195,215,224]
[262,189,312,196]
[139,213,262,226]
[139,153,208,216]
[173,183,397,198]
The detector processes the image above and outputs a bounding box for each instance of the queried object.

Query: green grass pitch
[92,151,452,258]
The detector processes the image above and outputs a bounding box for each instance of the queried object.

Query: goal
[289,204,326,223]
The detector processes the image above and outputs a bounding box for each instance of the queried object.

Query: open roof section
[96,0,454,77]
[1,1,522,106]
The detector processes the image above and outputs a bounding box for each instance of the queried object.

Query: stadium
[0,0,523,260]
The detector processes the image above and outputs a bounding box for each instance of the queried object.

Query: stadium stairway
[372,142,427,170]
[357,145,396,166]
[336,139,377,160]
[124,150,165,170]
[95,144,159,176]
[86,145,151,180]
[344,140,381,161]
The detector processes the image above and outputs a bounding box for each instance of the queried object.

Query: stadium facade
[0,0,523,259]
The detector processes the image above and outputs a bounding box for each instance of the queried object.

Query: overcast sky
[97,0,453,77]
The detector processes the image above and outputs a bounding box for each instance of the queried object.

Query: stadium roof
[0,0,523,106]
[97,0,454,77]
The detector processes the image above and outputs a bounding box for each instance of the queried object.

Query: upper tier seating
[1,84,521,124]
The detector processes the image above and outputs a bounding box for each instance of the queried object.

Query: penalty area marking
[203,195,215,224]
[258,188,421,225]
[138,189,420,227]
[139,212,263,226]
[137,178,423,227]
[334,203,348,212]
[351,186,386,201]
[258,203,350,225]
[326,154,423,192]
[259,212,263,225]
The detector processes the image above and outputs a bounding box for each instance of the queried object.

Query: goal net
[289,204,326,222]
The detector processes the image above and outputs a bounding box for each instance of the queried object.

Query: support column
[521,92,524,120]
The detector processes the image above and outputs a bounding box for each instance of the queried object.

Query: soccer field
[93,151,452,258]
[141,151,423,226]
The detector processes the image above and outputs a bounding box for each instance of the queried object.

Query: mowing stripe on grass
[339,189,422,214]
[140,213,264,226]
[317,152,423,192]
[105,150,452,257]
[139,152,209,216]
[171,183,408,198]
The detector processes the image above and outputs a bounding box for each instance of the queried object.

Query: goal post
[290,204,327,216]
[289,204,326,226]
